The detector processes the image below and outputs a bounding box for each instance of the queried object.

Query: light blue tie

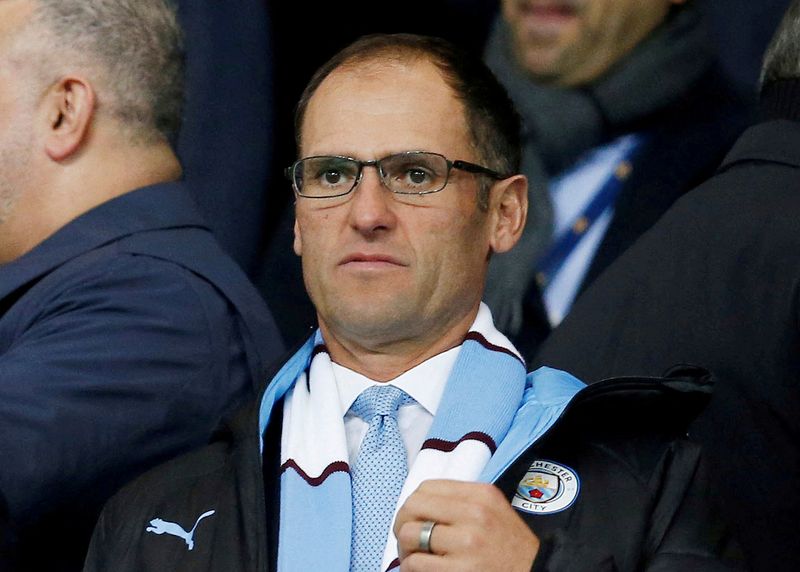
[349,385,414,571]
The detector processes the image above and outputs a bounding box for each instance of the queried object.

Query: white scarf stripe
[280,348,350,480]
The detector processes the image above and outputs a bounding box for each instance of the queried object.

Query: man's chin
[323,303,423,346]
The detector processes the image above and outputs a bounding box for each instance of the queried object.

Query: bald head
[0,1,35,76]
[4,0,184,146]
[0,0,185,263]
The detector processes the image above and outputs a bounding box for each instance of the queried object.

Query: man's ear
[487,174,528,254]
[293,216,303,257]
[42,76,96,162]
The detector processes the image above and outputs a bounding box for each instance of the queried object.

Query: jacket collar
[719,119,800,173]
[0,181,208,301]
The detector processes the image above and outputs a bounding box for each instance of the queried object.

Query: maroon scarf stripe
[305,344,330,391]
[386,558,400,570]
[463,331,524,367]
[280,459,349,487]
[421,431,497,455]
[311,344,329,359]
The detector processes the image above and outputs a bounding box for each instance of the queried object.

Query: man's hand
[393,480,540,571]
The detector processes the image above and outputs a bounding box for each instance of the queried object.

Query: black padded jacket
[83,366,743,572]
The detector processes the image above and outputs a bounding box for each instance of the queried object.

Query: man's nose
[347,166,397,235]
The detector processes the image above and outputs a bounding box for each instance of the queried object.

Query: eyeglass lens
[294,153,450,197]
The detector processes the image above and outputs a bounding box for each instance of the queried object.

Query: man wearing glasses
[84,34,737,571]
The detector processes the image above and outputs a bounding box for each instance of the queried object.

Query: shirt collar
[329,302,520,418]
[333,346,459,419]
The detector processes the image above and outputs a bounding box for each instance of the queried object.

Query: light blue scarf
[258,317,584,571]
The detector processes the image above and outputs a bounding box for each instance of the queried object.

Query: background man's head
[0,0,185,261]
[2,0,184,146]
[502,0,688,86]
[291,35,527,367]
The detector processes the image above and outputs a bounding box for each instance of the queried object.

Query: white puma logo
[145,510,216,551]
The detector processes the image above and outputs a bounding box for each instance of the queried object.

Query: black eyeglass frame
[284,151,510,199]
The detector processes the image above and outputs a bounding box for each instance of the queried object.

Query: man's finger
[397,520,450,559]
[398,516,516,558]
[399,551,457,572]
[414,479,502,499]
[396,481,508,531]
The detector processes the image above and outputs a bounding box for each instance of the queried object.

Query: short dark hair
[27,0,185,145]
[294,34,522,196]
[761,0,800,87]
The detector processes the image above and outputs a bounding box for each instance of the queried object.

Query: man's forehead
[312,57,453,110]
[300,58,470,158]
[0,0,35,49]
[0,0,35,27]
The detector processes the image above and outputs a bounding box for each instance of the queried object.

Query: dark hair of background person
[293,33,523,194]
[761,0,800,85]
[27,0,185,145]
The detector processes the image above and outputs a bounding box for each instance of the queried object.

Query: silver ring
[418,520,436,554]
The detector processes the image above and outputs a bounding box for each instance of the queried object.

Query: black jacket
[534,84,800,571]
[83,366,741,571]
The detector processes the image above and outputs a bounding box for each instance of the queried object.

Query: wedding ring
[418,520,436,554]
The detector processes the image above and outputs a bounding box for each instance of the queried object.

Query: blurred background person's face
[502,0,685,86]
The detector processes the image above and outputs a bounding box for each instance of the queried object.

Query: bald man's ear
[488,174,528,254]
[42,76,96,162]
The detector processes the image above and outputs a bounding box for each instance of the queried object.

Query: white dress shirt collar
[332,346,459,418]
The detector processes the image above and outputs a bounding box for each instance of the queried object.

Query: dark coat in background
[534,85,800,571]
[176,0,275,276]
[513,64,753,359]
[0,184,284,571]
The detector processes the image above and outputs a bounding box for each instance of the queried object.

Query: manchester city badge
[511,459,580,515]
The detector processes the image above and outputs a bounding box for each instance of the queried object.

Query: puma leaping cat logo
[145,510,216,551]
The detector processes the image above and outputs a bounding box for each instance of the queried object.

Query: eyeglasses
[285,151,509,199]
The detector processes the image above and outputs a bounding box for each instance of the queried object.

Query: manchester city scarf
[258,304,584,571]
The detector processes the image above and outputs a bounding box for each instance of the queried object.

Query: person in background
[0,0,283,569]
[484,0,752,358]
[534,1,800,569]
[84,34,739,572]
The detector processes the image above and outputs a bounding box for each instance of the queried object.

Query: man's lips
[518,0,580,14]
[517,1,579,28]
[339,253,407,268]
